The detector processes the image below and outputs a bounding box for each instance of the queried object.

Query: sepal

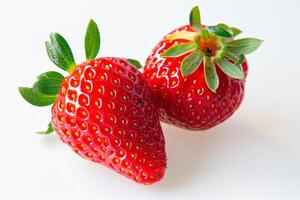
[126,58,142,69]
[46,33,76,72]
[18,87,57,107]
[160,43,198,58]
[33,71,64,95]
[36,122,54,135]
[204,57,219,92]
[208,23,233,38]
[18,71,64,107]
[189,6,201,31]
[180,50,203,76]
[216,59,245,80]
[85,19,101,61]
[231,27,242,37]
[226,38,263,54]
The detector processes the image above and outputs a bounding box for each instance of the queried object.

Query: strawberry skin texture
[51,57,166,184]
[143,25,248,130]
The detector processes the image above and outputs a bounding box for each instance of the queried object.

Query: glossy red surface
[52,57,166,184]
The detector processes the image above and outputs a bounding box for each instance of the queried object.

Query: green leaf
[200,29,210,38]
[126,58,142,69]
[204,58,219,92]
[46,33,76,72]
[218,23,233,34]
[18,87,57,106]
[238,54,246,64]
[36,71,64,80]
[33,71,64,95]
[226,38,263,54]
[216,59,245,79]
[181,50,203,76]
[160,43,198,58]
[85,19,101,61]
[189,6,201,31]
[50,33,75,66]
[231,27,242,37]
[224,51,240,63]
[37,122,54,135]
[208,24,232,38]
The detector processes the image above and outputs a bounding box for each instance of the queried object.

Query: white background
[0,0,300,199]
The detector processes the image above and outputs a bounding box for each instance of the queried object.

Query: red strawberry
[143,6,262,130]
[19,20,166,184]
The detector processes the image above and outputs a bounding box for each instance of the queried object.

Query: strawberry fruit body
[143,6,262,130]
[19,20,166,184]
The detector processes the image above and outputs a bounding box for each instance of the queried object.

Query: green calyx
[18,71,63,134]
[160,5,263,92]
[19,19,103,107]
[19,19,142,134]
[45,19,101,73]
[18,71,64,106]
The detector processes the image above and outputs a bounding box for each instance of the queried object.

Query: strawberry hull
[52,57,166,184]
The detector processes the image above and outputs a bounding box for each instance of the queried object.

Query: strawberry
[19,20,166,184]
[143,6,262,130]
